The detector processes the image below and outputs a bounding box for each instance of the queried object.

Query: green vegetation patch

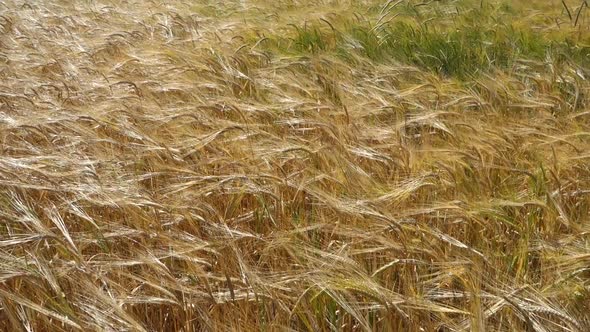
[259,2,590,78]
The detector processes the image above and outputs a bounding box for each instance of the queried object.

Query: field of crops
[0,0,589,330]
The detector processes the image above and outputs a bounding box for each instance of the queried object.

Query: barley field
[0,0,589,331]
